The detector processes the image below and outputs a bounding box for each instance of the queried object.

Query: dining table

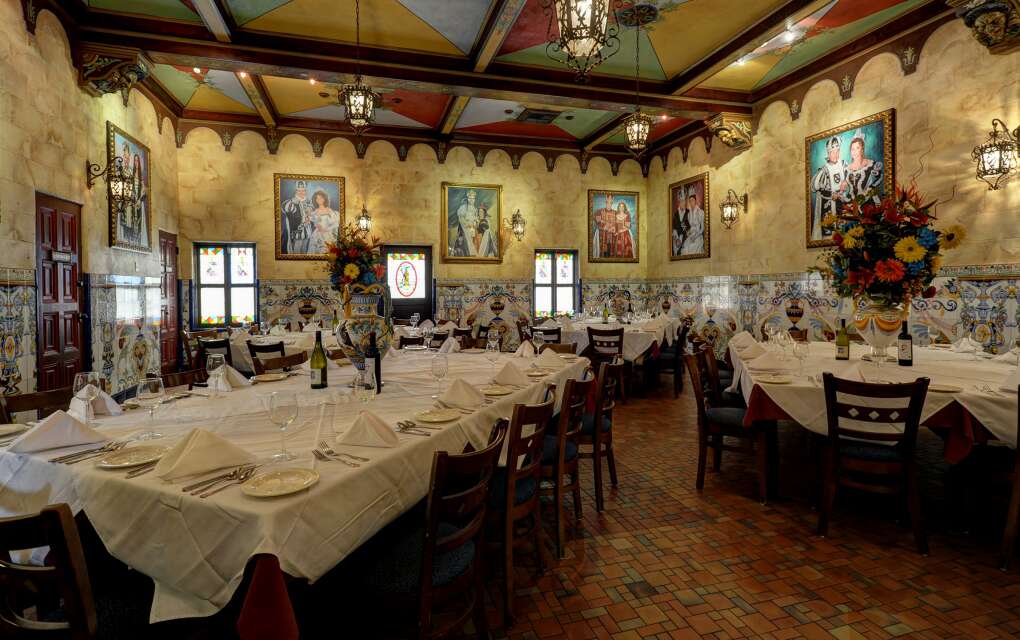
[229,330,341,372]
[556,316,680,361]
[730,340,1019,462]
[0,350,590,638]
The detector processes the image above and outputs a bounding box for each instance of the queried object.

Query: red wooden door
[35,193,84,391]
[159,230,179,374]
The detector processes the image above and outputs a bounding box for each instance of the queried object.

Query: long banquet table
[229,331,341,372]
[560,317,680,361]
[731,341,1019,461]
[0,350,589,632]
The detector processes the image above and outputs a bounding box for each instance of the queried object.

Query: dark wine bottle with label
[366,331,381,394]
[835,319,850,360]
[310,330,328,389]
[897,320,913,366]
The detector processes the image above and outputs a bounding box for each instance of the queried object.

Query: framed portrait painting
[107,122,152,252]
[668,173,710,261]
[805,108,895,248]
[274,173,344,260]
[441,183,502,263]
[588,190,639,263]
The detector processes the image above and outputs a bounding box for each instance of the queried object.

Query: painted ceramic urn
[334,283,394,369]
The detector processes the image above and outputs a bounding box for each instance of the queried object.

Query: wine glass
[206,353,226,398]
[431,353,448,399]
[134,375,165,440]
[268,391,298,462]
[72,372,102,426]
[485,336,501,379]
[260,321,270,336]
[352,371,374,403]
[532,331,546,353]
[792,340,809,376]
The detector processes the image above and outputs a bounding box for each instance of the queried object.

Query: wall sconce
[973,119,1019,190]
[719,189,747,229]
[85,156,135,211]
[504,208,526,241]
[356,204,372,232]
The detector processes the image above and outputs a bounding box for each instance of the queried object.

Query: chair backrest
[539,343,576,355]
[587,327,624,358]
[393,318,411,326]
[181,329,221,369]
[197,337,233,368]
[246,340,286,373]
[676,322,690,354]
[699,346,726,406]
[0,387,73,424]
[497,398,556,513]
[592,360,622,439]
[452,327,474,349]
[549,372,595,468]
[821,373,929,453]
[428,331,449,349]
[161,369,207,391]
[0,503,96,637]
[257,352,308,374]
[327,349,347,361]
[683,353,709,426]
[515,319,531,345]
[398,335,424,349]
[476,323,492,341]
[789,328,808,342]
[532,326,562,343]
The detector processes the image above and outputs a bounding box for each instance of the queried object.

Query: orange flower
[875,259,906,282]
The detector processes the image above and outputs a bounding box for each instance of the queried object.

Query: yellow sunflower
[343,263,360,279]
[931,255,942,273]
[821,214,838,229]
[842,234,862,249]
[846,225,865,239]
[941,224,967,250]
[894,237,926,263]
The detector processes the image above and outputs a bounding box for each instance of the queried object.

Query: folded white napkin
[438,337,461,353]
[734,342,767,360]
[153,428,256,480]
[229,329,250,343]
[209,365,253,391]
[337,411,399,448]
[536,348,565,369]
[953,336,983,353]
[745,352,795,372]
[418,319,434,331]
[729,331,756,349]
[493,362,529,386]
[68,385,122,421]
[8,410,108,454]
[538,318,556,327]
[269,325,287,336]
[302,322,321,333]
[993,350,1020,363]
[514,341,536,358]
[440,378,485,409]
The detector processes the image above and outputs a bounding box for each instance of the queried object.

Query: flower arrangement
[813,184,965,307]
[324,222,385,291]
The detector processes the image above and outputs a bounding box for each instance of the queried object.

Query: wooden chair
[488,397,555,626]
[181,328,221,369]
[0,387,74,424]
[257,352,308,373]
[0,503,97,637]
[997,387,1020,569]
[399,335,425,349]
[789,328,808,342]
[818,372,930,554]
[196,337,233,368]
[452,327,475,349]
[578,360,623,512]
[428,331,449,350]
[701,345,742,408]
[541,372,594,558]
[327,349,348,362]
[539,343,576,355]
[685,350,776,504]
[531,326,561,344]
[392,318,411,326]
[161,369,207,391]
[586,326,626,403]
[515,318,531,345]
[654,322,689,398]
[246,340,286,374]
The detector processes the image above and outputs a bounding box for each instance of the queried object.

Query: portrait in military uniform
[441,183,502,263]
[274,174,344,260]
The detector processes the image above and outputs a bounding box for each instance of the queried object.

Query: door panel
[158,230,179,374]
[36,193,84,391]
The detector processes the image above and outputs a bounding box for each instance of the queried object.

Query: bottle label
[898,340,913,362]
[311,369,322,386]
[836,345,849,359]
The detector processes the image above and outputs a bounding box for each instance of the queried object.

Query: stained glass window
[386,252,426,300]
[534,250,578,318]
[194,242,258,327]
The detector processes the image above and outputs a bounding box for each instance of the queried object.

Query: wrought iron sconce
[719,189,748,229]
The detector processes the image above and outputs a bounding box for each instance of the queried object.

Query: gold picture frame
[107,122,152,253]
[441,182,503,263]
[668,173,710,261]
[805,108,895,248]
[588,190,639,263]
[274,173,345,260]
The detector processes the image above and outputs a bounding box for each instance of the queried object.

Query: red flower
[347,248,360,259]
[847,268,875,289]
[832,232,843,246]
[922,286,936,298]
[374,263,385,279]
[874,259,906,283]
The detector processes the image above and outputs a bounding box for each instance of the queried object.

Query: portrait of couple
[669,174,709,261]
[274,174,344,260]
[588,190,639,263]
[442,183,502,263]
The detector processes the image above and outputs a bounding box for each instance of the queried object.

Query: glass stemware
[485,337,501,379]
[72,372,102,426]
[792,340,809,376]
[134,375,165,440]
[532,332,546,353]
[268,391,298,462]
[352,371,374,403]
[431,353,448,399]
[206,353,226,397]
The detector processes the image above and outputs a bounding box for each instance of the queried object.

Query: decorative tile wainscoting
[89,275,162,394]
[0,268,37,396]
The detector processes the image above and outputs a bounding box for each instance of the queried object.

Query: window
[194,242,257,327]
[533,250,578,318]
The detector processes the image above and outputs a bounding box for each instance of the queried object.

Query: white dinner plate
[558,354,579,361]
[929,383,963,393]
[526,370,550,378]
[0,423,28,437]
[241,468,319,498]
[415,408,462,423]
[461,348,485,354]
[97,445,169,469]
[404,345,428,352]
[757,374,793,385]
[253,373,289,383]
[478,384,513,396]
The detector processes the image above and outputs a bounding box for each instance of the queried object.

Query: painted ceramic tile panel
[90,275,162,394]
[0,269,37,396]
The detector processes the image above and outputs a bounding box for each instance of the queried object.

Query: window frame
[193,241,258,328]
[533,249,579,318]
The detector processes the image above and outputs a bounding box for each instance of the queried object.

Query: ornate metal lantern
[340,0,381,135]
[356,204,372,232]
[623,112,652,151]
[542,0,620,81]
[719,189,748,229]
[621,4,657,153]
[85,156,135,212]
[505,208,527,241]
[972,118,1019,190]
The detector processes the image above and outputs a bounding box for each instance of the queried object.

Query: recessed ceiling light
[193,67,201,74]
[309,78,316,85]
[238,71,248,78]
[660,114,668,121]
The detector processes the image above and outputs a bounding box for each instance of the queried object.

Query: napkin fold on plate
[68,385,123,421]
[513,341,536,358]
[734,342,767,360]
[336,411,400,448]
[953,336,983,353]
[745,352,795,372]
[229,329,250,343]
[535,348,565,369]
[493,362,530,386]
[209,365,253,391]
[418,319,434,331]
[993,350,1020,363]
[439,378,486,409]
[438,337,461,353]
[729,331,756,349]
[269,325,287,336]
[153,428,256,480]
[8,410,108,454]
[302,322,321,333]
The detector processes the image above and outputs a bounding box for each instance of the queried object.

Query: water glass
[134,375,166,440]
[269,391,298,462]
[431,353,448,399]
[260,321,270,336]
[485,338,501,378]
[72,372,103,426]
[532,332,546,352]
[792,340,809,376]
[352,371,374,403]
[206,353,226,396]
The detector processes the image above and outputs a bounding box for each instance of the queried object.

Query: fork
[317,441,369,462]
[126,460,159,478]
[396,424,431,437]
[200,467,259,498]
[188,465,258,495]
[60,442,127,465]
[49,441,122,464]
[313,448,359,467]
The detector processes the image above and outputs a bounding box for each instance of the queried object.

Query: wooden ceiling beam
[439,96,471,135]
[188,0,232,43]
[581,113,631,151]
[236,73,276,127]
[471,0,527,72]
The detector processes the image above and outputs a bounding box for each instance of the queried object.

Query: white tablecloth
[731,341,1019,447]
[229,333,340,372]
[562,318,675,361]
[0,352,588,622]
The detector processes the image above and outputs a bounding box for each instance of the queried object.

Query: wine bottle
[310,330,328,389]
[332,308,339,332]
[602,303,610,324]
[366,331,381,395]
[835,319,850,361]
[897,320,913,366]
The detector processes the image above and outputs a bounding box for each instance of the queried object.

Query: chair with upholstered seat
[586,326,626,403]
[515,318,531,346]
[995,389,1020,569]
[487,397,554,626]
[701,345,743,408]
[789,328,808,341]
[818,372,930,554]
[196,337,233,368]
[0,387,73,424]
[428,331,449,350]
[452,327,475,349]
[246,340,286,373]
[578,360,623,513]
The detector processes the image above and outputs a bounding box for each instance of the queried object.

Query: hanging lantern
[621,5,657,154]
[340,78,381,135]
[719,189,748,229]
[356,204,372,232]
[543,0,620,81]
[624,112,652,151]
[972,119,1019,190]
[505,208,527,241]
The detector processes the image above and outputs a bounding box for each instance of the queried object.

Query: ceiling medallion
[541,0,622,82]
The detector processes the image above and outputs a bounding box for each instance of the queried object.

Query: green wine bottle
[310,330,328,389]
[835,319,850,361]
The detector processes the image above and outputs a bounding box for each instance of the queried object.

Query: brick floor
[471,382,1020,639]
